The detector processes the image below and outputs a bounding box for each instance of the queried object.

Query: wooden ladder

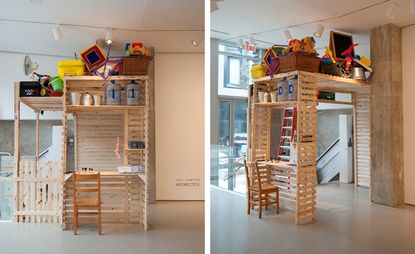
[278,108,297,161]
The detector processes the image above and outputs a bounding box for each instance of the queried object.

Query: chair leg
[98,208,102,235]
[247,191,251,214]
[258,193,262,219]
[265,193,269,210]
[276,189,280,214]
[73,207,78,235]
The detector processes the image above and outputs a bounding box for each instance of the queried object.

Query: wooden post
[370,23,404,206]
[13,82,20,222]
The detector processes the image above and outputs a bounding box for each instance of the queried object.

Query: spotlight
[211,2,219,12]
[191,33,204,47]
[385,1,399,19]
[52,25,62,40]
[248,35,255,46]
[314,23,324,37]
[283,30,292,42]
[105,29,113,45]
[237,37,245,49]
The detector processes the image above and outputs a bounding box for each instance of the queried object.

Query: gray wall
[317,109,353,157]
[0,120,74,170]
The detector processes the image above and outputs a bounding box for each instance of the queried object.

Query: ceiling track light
[191,33,204,47]
[105,29,113,45]
[52,25,62,40]
[248,35,255,46]
[237,37,245,49]
[283,29,292,42]
[211,2,219,12]
[385,1,399,19]
[314,23,324,38]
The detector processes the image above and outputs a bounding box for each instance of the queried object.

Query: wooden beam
[13,82,20,222]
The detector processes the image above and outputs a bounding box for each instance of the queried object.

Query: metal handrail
[317,138,340,161]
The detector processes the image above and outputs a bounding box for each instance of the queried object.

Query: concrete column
[370,23,404,206]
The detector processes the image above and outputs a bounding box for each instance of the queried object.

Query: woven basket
[279,53,320,73]
[120,57,153,75]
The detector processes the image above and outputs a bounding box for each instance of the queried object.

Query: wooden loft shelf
[125,148,145,151]
[255,99,352,108]
[253,71,370,93]
[255,101,297,108]
[20,96,64,111]
[66,105,145,112]
[64,75,149,81]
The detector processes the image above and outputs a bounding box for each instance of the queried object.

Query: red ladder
[278,108,297,161]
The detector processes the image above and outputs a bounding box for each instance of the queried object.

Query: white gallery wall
[0,51,64,120]
[155,53,204,200]
[402,25,415,205]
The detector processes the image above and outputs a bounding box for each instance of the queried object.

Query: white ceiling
[0,0,204,56]
[211,0,415,50]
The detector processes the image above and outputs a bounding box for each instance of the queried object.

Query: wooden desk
[63,171,148,230]
[261,161,297,212]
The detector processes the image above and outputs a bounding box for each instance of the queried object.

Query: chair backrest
[244,160,270,192]
[254,161,270,191]
[73,172,101,203]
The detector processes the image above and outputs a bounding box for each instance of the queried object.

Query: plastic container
[19,81,41,97]
[126,80,141,105]
[251,64,266,79]
[288,76,298,101]
[270,90,278,102]
[277,79,288,101]
[49,76,64,92]
[105,80,122,105]
[58,60,85,80]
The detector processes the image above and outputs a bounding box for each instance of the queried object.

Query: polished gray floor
[0,201,204,254]
[211,183,415,254]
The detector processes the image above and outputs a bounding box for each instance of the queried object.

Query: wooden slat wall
[295,75,318,225]
[63,175,146,228]
[126,109,146,167]
[76,113,124,171]
[252,83,271,162]
[354,89,371,187]
[269,166,297,212]
[15,160,61,223]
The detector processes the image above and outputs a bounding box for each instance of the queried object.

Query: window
[218,43,263,97]
[212,99,248,194]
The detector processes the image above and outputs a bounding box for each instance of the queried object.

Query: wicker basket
[279,53,320,73]
[120,57,153,75]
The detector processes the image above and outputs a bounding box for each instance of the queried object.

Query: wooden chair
[244,160,279,219]
[73,172,102,235]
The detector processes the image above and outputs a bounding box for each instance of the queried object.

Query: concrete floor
[211,182,415,254]
[0,201,204,254]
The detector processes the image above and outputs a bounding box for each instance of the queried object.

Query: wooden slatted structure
[13,82,64,223]
[249,71,371,224]
[63,172,146,228]
[62,76,150,230]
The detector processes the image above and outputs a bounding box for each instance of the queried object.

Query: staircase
[278,108,297,161]
[317,138,341,184]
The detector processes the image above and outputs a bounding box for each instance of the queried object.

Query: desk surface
[65,171,146,183]
[261,161,297,170]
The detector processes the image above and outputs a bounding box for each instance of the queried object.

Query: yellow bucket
[251,64,266,79]
[58,60,85,80]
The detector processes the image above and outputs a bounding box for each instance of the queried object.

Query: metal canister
[288,76,298,101]
[277,78,288,101]
[105,80,122,105]
[353,67,366,80]
[126,80,141,105]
